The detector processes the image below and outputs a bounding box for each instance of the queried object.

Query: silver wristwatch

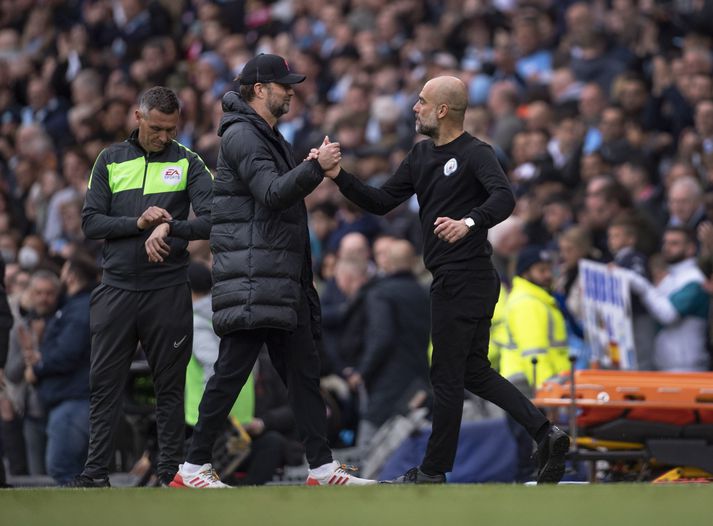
[464,217,476,230]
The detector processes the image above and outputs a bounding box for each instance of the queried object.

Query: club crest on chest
[443,158,458,176]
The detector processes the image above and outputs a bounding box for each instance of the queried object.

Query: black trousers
[187,292,332,469]
[421,269,549,475]
[83,283,192,479]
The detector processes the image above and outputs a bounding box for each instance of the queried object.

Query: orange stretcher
[535,370,713,409]
[533,370,713,481]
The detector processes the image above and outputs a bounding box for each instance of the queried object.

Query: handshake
[305,136,341,179]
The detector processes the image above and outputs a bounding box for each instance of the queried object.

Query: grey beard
[270,102,289,119]
[416,122,438,139]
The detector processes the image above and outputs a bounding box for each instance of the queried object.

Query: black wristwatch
[167,220,176,235]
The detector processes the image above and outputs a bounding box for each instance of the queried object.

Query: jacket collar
[126,128,175,157]
[668,257,699,276]
[218,91,286,141]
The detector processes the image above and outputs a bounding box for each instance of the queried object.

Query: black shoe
[536,426,570,484]
[158,473,176,488]
[383,467,446,484]
[66,474,111,488]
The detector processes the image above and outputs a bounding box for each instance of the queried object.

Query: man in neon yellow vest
[488,286,509,373]
[497,246,570,393]
[495,246,570,481]
[186,263,253,428]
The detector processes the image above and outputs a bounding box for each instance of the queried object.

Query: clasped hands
[305,136,341,179]
[17,323,42,384]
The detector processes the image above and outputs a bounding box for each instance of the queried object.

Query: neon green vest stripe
[104,156,191,195]
[185,356,254,427]
[107,156,145,194]
[87,148,107,190]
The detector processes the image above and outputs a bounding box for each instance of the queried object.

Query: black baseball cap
[516,245,552,276]
[238,53,306,85]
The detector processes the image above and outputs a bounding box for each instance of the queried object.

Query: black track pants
[83,283,192,479]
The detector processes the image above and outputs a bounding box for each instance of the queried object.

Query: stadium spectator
[4,270,60,476]
[497,246,569,392]
[347,239,431,447]
[628,227,710,371]
[608,218,657,370]
[0,258,13,486]
[554,225,598,370]
[667,176,706,231]
[495,245,569,481]
[23,254,96,485]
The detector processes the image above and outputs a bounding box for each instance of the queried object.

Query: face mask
[0,248,16,263]
[18,246,40,270]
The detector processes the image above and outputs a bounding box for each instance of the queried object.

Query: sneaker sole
[537,434,570,484]
[168,479,187,488]
[305,476,377,486]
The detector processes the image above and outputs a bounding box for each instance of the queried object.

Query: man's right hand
[317,135,341,176]
[137,206,172,231]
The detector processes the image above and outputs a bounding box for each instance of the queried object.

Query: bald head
[414,76,468,142]
[338,232,370,261]
[424,76,468,119]
[384,239,416,274]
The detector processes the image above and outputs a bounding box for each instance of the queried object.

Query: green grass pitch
[1,484,712,526]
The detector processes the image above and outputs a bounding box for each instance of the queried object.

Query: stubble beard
[268,97,290,120]
[415,115,438,139]
[664,252,686,265]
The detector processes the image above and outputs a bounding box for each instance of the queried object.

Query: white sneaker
[305,461,376,486]
[169,463,230,488]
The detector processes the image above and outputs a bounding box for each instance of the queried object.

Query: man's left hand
[145,223,171,263]
[304,148,320,162]
[434,217,469,244]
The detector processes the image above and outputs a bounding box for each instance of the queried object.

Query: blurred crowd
[1,0,713,484]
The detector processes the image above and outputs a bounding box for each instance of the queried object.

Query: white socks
[309,461,338,478]
[181,462,203,474]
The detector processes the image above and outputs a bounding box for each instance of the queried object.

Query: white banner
[579,259,636,369]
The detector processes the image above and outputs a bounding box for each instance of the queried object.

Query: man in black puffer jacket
[172,54,374,488]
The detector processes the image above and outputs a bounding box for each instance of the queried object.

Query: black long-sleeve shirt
[333,132,515,273]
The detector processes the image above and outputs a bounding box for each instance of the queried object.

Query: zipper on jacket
[142,152,150,189]
[135,153,150,289]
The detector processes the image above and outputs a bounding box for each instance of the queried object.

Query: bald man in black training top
[321,76,570,484]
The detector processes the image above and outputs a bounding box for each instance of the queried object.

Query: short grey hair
[30,269,60,290]
[138,86,180,116]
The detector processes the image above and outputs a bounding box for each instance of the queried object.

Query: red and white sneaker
[305,461,376,486]
[169,463,230,488]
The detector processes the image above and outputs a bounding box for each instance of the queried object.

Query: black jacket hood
[218,91,272,137]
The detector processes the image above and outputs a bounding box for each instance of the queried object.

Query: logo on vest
[162,166,183,186]
[443,158,458,176]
